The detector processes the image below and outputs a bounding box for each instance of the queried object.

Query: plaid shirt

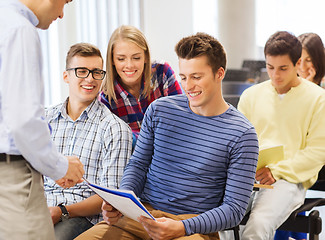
[99,61,183,138]
[44,99,132,224]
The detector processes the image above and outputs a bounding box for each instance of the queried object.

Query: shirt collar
[114,77,146,101]
[5,0,40,27]
[56,98,99,121]
[115,80,129,100]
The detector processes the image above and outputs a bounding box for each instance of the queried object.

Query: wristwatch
[58,203,70,222]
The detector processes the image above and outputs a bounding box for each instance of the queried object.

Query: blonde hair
[101,25,152,104]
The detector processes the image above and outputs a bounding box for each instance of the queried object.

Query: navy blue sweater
[120,94,258,235]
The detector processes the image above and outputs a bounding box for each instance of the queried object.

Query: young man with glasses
[44,43,132,240]
[0,1,84,239]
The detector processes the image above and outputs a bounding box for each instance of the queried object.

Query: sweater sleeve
[237,89,251,120]
[182,128,259,234]
[119,103,155,195]
[268,95,325,188]
[1,22,68,180]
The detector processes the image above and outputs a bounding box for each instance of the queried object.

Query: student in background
[237,31,325,240]
[296,32,325,88]
[99,25,183,148]
[44,43,132,240]
[0,1,84,239]
[76,32,259,240]
[275,32,325,240]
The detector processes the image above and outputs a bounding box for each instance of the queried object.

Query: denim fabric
[54,217,93,240]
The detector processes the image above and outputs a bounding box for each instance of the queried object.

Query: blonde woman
[99,25,182,147]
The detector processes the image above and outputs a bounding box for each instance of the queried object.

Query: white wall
[57,6,78,103]
[142,0,259,72]
[46,3,78,104]
[217,0,258,68]
[142,0,194,78]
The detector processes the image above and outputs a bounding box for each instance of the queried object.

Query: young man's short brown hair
[264,31,302,65]
[175,32,227,74]
[66,43,103,69]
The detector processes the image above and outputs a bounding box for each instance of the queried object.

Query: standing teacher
[0,1,84,240]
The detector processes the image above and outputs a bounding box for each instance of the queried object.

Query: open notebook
[84,179,155,222]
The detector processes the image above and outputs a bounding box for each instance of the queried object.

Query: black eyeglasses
[66,67,106,80]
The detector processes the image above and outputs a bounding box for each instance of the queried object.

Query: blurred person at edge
[297,33,325,88]
[275,32,325,240]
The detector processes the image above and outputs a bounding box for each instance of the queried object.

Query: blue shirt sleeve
[0,19,67,180]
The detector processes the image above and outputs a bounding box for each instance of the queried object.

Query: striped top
[120,94,259,235]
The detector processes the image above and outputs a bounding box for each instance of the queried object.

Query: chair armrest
[288,198,325,219]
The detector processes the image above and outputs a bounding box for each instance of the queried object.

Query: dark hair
[264,31,302,65]
[175,32,226,74]
[298,33,325,85]
[66,43,103,69]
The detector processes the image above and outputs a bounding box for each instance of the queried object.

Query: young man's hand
[138,216,186,240]
[102,201,123,225]
[255,167,276,185]
[48,206,62,225]
[56,156,84,188]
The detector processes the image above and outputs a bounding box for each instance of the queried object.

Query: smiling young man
[0,1,84,239]
[44,43,132,240]
[237,31,325,240]
[76,33,259,240]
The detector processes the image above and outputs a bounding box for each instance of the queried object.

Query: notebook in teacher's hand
[84,179,155,222]
[256,145,284,171]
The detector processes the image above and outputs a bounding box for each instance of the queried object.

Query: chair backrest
[223,69,250,82]
[223,96,240,108]
[242,60,267,81]
[222,82,254,95]
[222,81,254,108]
[242,60,266,72]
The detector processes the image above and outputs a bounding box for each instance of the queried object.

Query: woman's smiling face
[112,40,146,89]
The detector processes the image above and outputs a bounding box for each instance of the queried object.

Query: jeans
[54,217,93,240]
